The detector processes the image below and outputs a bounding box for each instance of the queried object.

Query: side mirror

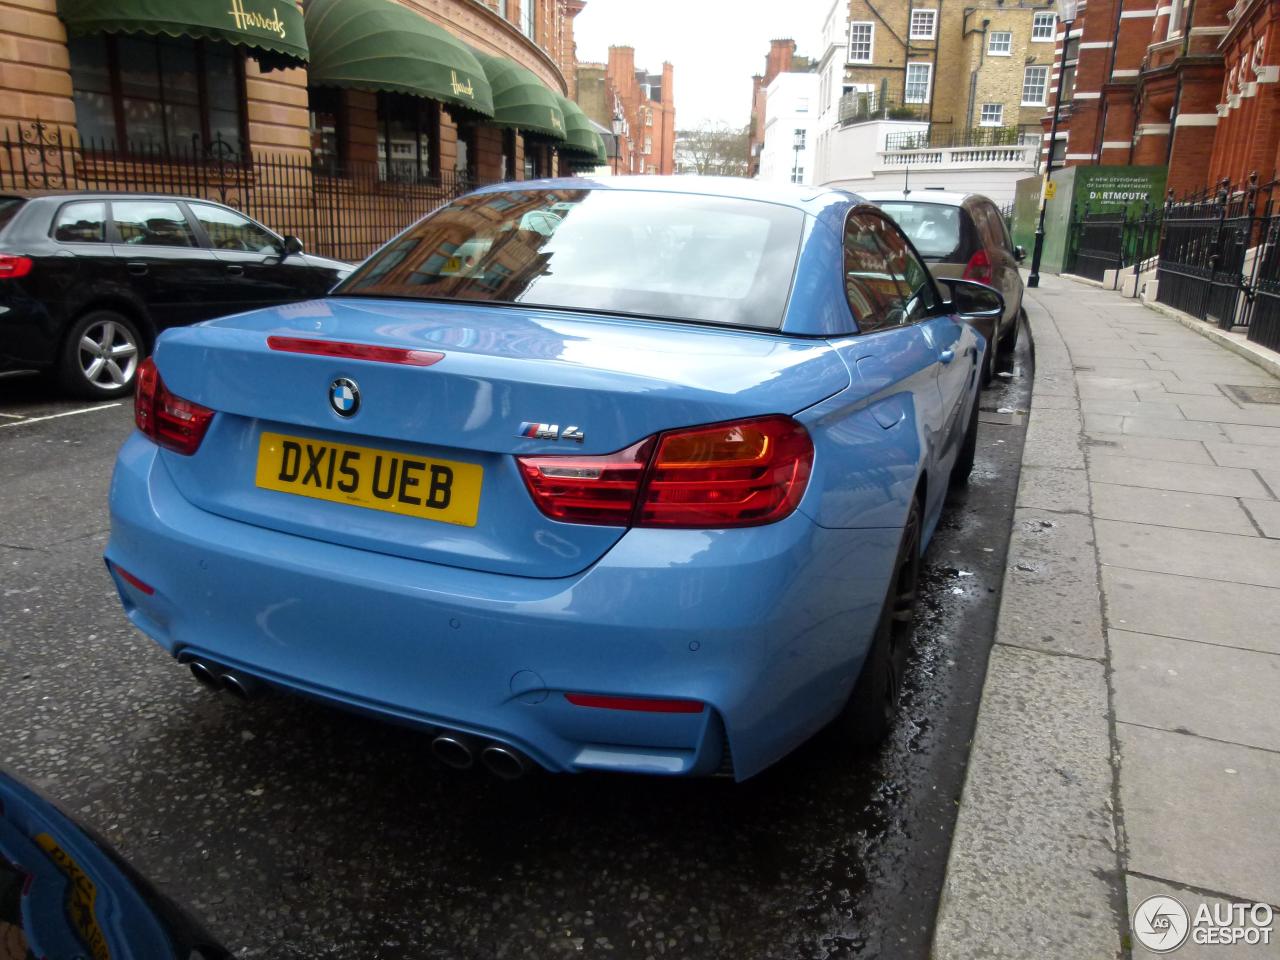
[939,277,1005,319]
[1013,244,1027,262]
[281,235,304,259]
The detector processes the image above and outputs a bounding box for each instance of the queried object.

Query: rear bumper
[106,434,900,780]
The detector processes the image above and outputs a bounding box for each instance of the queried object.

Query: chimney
[765,39,796,85]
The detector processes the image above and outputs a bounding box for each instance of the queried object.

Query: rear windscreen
[335,188,806,330]
[0,198,25,234]
[873,201,962,260]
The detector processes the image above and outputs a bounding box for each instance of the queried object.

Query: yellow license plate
[255,431,483,527]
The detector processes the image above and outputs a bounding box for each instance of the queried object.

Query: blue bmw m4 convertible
[105,177,1000,781]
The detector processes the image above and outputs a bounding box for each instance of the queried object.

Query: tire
[980,332,998,386]
[58,309,144,400]
[950,391,980,489]
[1001,307,1025,353]
[834,496,923,749]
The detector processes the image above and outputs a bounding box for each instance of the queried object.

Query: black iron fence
[1068,205,1163,284]
[1,121,483,263]
[883,126,1032,151]
[1156,175,1280,345]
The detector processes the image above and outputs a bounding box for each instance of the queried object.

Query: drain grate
[1223,384,1280,405]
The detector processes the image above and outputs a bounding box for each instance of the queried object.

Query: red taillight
[0,254,33,279]
[134,357,214,456]
[267,336,444,367]
[962,248,993,285]
[565,693,705,714]
[517,415,813,529]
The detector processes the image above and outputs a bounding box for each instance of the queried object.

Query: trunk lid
[153,297,849,577]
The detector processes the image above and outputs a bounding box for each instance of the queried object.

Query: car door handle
[226,264,244,276]
[939,349,955,364]
[126,262,148,276]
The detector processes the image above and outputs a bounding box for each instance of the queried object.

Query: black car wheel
[950,392,980,488]
[59,309,143,400]
[835,496,922,748]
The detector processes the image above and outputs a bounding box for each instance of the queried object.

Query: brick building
[0,0,607,259]
[748,39,811,177]
[839,0,1058,138]
[586,46,675,176]
[1040,0,1280,194]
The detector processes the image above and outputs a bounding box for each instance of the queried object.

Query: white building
[757,71,820,185]
[807,0,1037,205]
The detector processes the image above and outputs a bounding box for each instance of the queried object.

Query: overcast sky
[573,0,834,131]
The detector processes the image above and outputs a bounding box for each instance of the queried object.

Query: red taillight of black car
[134,357,214,456]
[518,415,814,529]
[962,248,994,285]
[0,254,33,280]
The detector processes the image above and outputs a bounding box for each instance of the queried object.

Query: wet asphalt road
[0,329,1030,960]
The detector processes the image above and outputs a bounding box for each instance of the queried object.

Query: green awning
[469,50,565,140]
[557,97,607,165]
[305,0,493,118]
[56,0,308,70]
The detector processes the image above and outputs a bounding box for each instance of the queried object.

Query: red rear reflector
[267,336,444,366]
[518,416,813,529]
[962,248,993,285]
[134,357,214,456]
[564,693,705,714]
[0,254,33,279]
[111,562,155,596]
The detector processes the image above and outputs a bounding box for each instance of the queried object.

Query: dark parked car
[0,193,352,398]
[860,189,1025,383]
[0,769,231,959]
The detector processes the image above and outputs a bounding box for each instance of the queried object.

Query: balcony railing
[883,126,1031,151]
[874,142,1039,169]
[838,91,929,126]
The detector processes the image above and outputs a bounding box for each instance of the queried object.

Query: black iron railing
[883,127,1031,151]
[1156,174,1278,337]
[1066,204,1163,285]
[1,121,485,263]
[838,91,929,126]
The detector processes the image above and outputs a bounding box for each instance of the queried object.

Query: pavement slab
[1086,455,1272,499]
[1095,519,1280,588]
[1118,723,1280,908]
[1110,629,1280,751]
[1206,440,1280,470]
[1085,435,1213,464]
[1101,566,1280,655]
[1242,498,1280,538]
[1089,483,1258,536]
[1016,465,1089,514]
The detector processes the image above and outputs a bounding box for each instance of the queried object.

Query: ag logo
[329,378,360,417]
[1133,895,1190,953]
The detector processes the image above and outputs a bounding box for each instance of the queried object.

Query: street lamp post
[1027,0,1079,288]
[610,112,624,176]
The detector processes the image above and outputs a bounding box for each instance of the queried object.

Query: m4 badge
[518,422,585,443]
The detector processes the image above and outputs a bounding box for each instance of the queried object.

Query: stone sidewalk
[932,274,1280,959]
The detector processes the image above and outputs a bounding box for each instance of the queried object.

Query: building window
[308,86,344,174]
[1022,65,1049,105]
[1061,37,1080,101]
[644,136,653,154]
[794,127,807,148]
[848,22,874,63]
[376,92,440,183]
[1050,138,1066,163]
[68,33,245,155]
[909,9,937,40]
[979,103,1004,126]
[791,167,804,183]
[904,62,932,103]
[797,98,810,113]
[987,31,1013,55]
[522,0,535,39]
[1032,11,1056,40]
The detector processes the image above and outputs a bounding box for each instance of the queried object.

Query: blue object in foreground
[105,177,991,780]
[0,770,230,959]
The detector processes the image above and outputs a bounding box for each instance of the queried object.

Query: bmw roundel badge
[329,377,360,417]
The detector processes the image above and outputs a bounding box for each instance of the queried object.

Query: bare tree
[676,123,750,177]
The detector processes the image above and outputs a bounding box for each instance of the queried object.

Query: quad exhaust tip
[188,661,220,689]
[480,744,529,780]
[186,659,262,700]
[431,733,476,770]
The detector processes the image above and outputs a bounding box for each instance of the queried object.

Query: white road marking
[0,412,24,419]
[0,403,123,428]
